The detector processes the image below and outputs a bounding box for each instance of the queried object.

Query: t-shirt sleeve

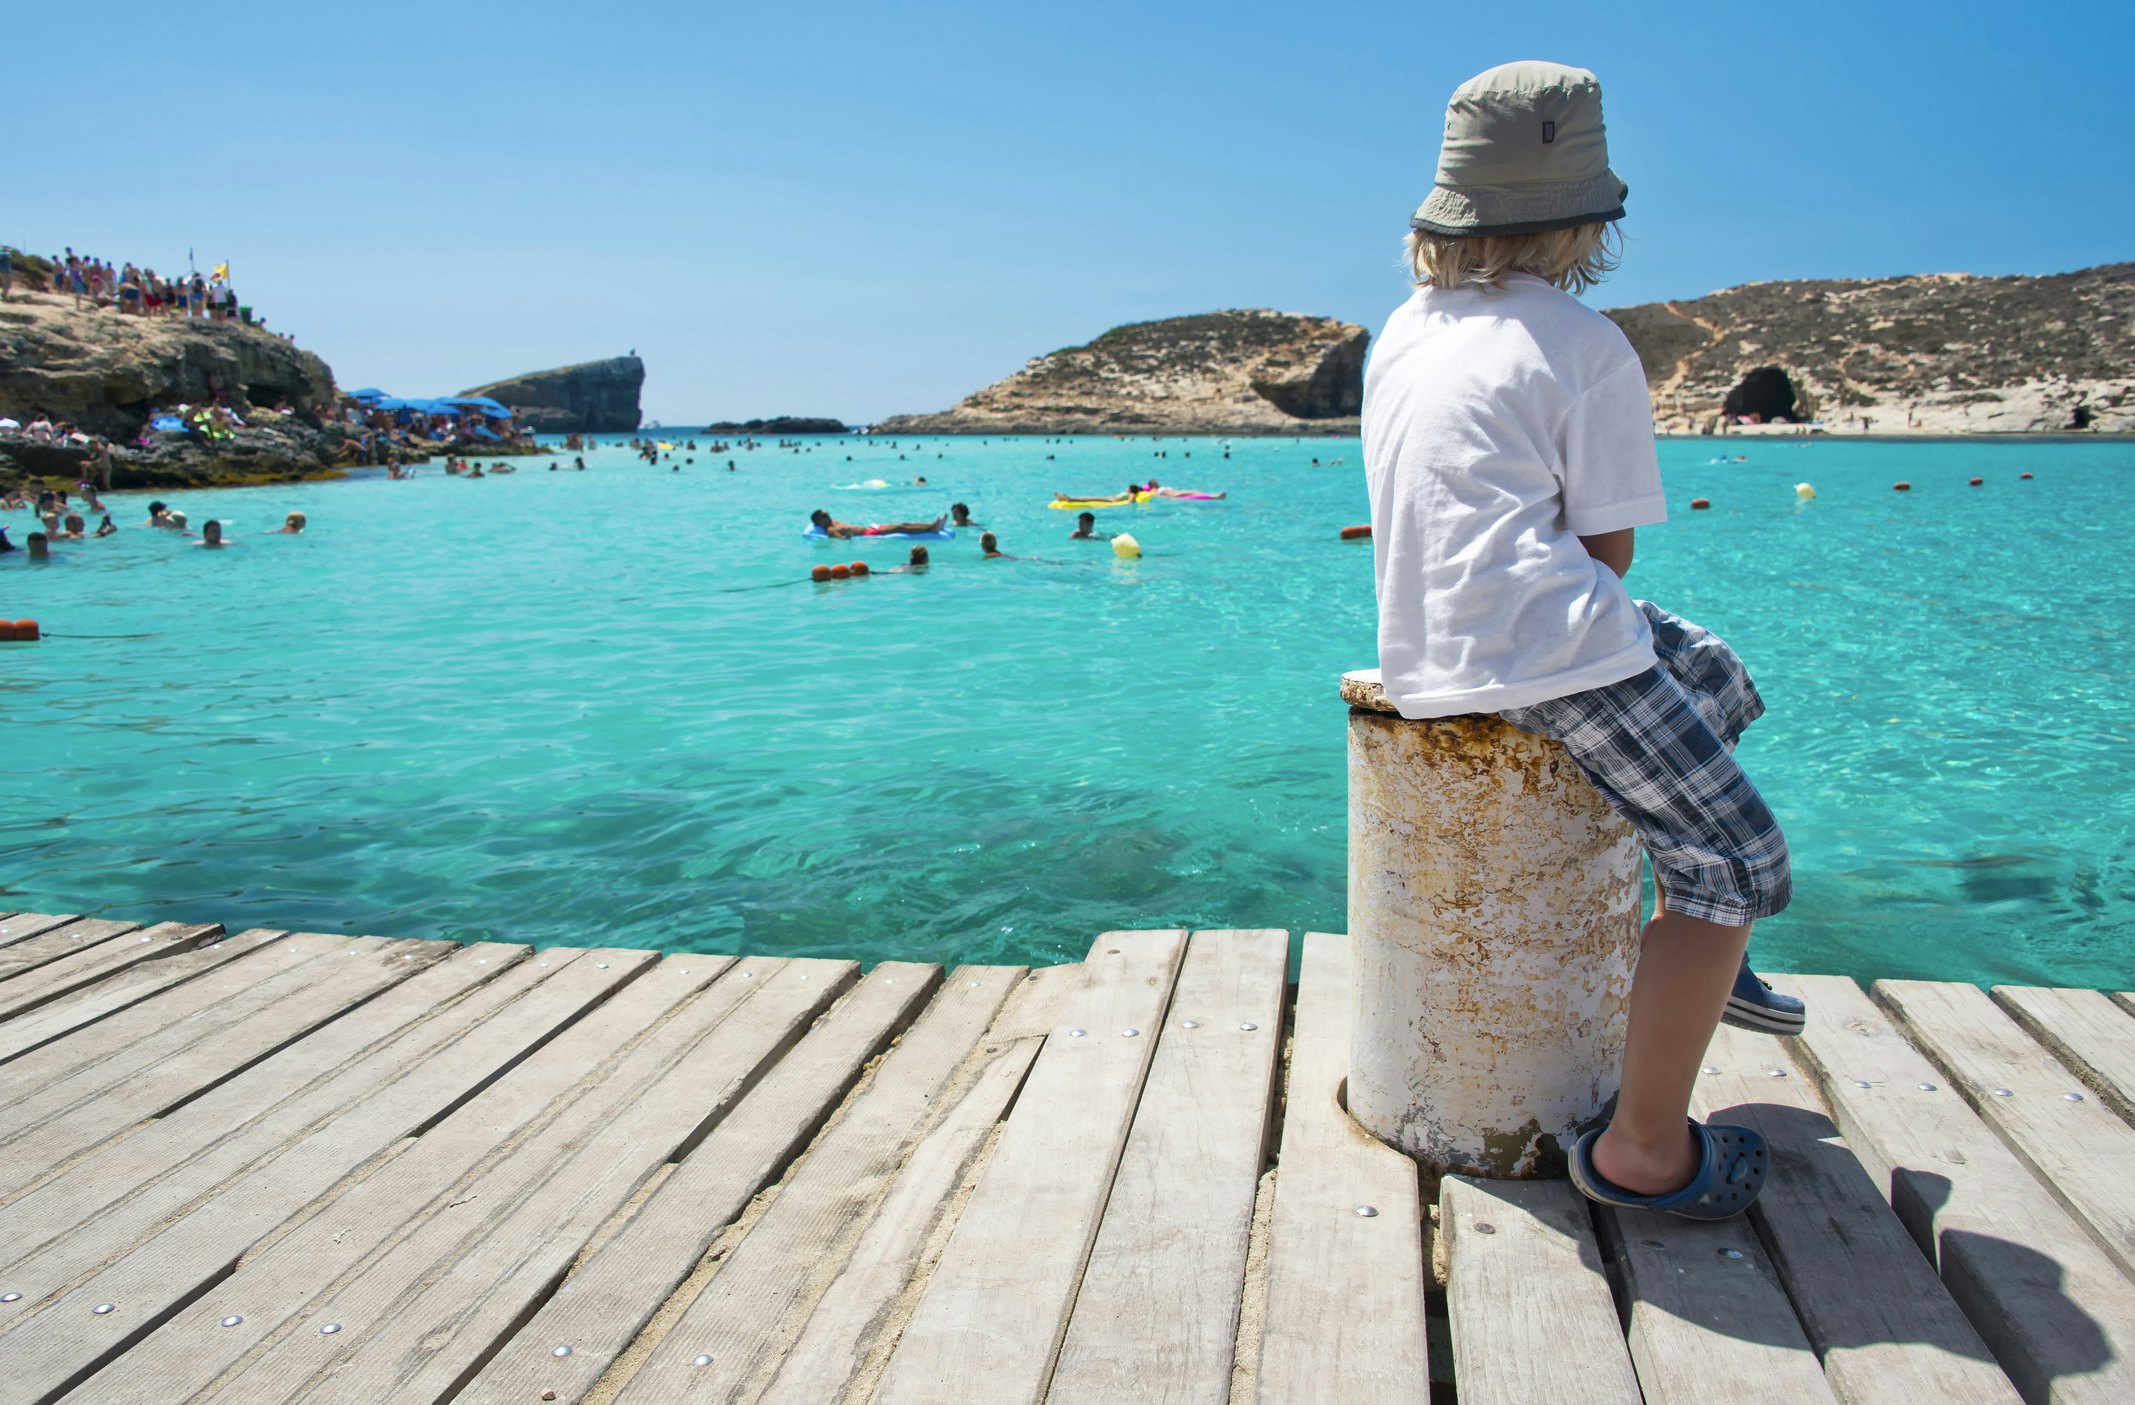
[1556,358,1666,535]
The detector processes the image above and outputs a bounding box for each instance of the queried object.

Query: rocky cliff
[1605,262,2135,434]
[463,356,643,433]
[0,282,348,487]
[876,310,1367,436]
[0,286,336,437]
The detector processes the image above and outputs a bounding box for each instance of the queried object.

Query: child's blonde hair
[1406,220,1620,295]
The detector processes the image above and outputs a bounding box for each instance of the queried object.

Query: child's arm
[1578,528,1634,579]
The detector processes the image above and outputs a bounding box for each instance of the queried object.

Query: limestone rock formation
[0,283,348,487]
[0,288,335,438]
[1606,262,2135,434]
[701,416,847,434]
[876,310,1367,436]
[463,357,644,433]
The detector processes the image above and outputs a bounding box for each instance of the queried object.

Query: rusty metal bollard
[1342,668,1642,1182]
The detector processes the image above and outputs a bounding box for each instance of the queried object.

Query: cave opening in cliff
[1722,366,1799,424]
[2071,402,2093,430]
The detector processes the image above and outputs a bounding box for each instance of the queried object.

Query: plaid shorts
[1498,601,1792,926]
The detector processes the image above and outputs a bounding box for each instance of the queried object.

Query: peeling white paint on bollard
[1342,668,1642,1182]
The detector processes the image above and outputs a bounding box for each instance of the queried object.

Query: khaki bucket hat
[1411,61,1628,237]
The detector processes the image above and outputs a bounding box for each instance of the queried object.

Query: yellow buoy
[1794,482,1816,500]
[1112,532,1141,559]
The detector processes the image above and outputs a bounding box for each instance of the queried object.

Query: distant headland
[1608,261,2133,435]
[700,416,848,435]
[875,263,2132,437]
[462,357,644,434]
[875,310,1367,437]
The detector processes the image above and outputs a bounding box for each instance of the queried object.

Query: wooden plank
[0,933,368,1118]
[759,962,1082,1405]
[871,931,1190,1405]
[0,922,221,1025]
[0,918,136,982]
[1048,929,1289,1405]
[1440,1177,1641,1405]
[0,913,83,951]
[0,942,532,1283]
[542,956,1016,1400]
[1878,979,2135,1284]
[244,956,873,1405]
[1254,932,1427,1405]
[1993,986,2135,1125]
[1782,973,2135,1405]
[1596,1200,1839,1405]
[463,961,943,1404]
[1693,1021,2020,1404]
[1,946,670,1405]
[0,928,290,1066]
[0,936,456,1199]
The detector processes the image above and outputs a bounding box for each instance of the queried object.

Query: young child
[1362,61,1798,1220]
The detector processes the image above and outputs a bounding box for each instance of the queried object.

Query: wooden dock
[0,911,2131,1403]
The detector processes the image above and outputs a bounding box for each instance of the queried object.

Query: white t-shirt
[1362,273,1667,719]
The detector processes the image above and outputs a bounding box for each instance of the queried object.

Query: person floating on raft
[1052,485,1149,507]
[1140,478,1226,499]
[809,508,948,539]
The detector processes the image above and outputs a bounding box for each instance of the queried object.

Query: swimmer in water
[888,546,931,573]
[574,456,586,471]
[270,512,306,534]
[27,531,51,561]
[145,499,175,529]
[1069,511,1107,540]
[196,520,231,548]
[979,532,1015,559]
[57,514,86,541]
[809,509,947,540]
[950,502,982,528]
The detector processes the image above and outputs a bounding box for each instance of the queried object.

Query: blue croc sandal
[1570,1120,1768,1220]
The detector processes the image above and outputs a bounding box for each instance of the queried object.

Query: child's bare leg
[1592,889,1750,1196]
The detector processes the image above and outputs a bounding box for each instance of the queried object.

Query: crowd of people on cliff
[4,246,254,325]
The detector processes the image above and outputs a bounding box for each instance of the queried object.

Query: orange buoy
[850,561,870,576]
[1339,524,1372,541]
[2021,471,2034,480]
[1968,477,1983,486]
[0,622,17,642]
[810,565,833,582]
[1690,498,1711,510]
[1894,482,1911,491]
[829,563,851,580]
[17,621,35,641]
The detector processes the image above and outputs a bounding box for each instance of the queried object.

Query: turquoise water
[1,435,2129,989]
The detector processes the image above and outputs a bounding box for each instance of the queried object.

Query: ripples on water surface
[2,435,2129,988]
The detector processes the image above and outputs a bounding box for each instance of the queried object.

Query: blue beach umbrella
[347,388,388,401]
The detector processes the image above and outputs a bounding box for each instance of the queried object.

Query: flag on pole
[211,262,228,281]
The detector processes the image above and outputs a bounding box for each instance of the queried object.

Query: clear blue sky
[13,0,2126,424]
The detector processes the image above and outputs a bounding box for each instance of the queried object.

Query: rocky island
[701,416,847,435]
[0,264,348,489]
[1608,261,2134,434]
[462,357,644,434]
[876,310,1368,437]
